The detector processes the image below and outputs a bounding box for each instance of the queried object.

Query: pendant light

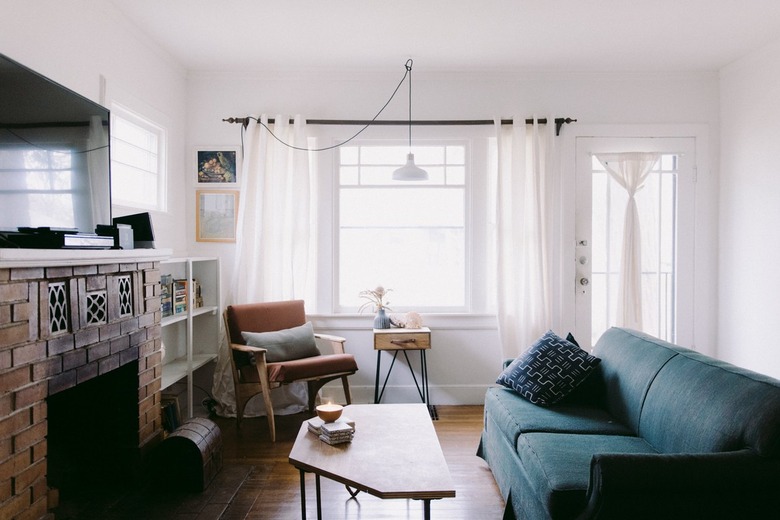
[393,59,429,181]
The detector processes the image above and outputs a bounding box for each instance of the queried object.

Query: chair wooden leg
[341,376,352,405]
[236,394,246,429]
[259,376,276,442]
[307,381,319,413]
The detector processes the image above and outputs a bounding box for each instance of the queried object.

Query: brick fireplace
[0,249,169,520]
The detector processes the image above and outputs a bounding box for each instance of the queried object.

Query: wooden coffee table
[288,403,455,519]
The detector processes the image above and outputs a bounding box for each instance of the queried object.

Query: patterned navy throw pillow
[496,330,601,406]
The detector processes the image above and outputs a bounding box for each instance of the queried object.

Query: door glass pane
[591,155,678,344]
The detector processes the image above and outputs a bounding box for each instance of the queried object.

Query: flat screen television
[0,53,111,235]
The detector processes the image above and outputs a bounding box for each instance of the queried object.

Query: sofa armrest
[579,450,780,519]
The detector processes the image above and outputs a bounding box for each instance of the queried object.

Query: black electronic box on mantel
[0,53,114,249]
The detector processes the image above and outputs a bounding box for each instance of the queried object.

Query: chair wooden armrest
[314,333,347,354]
[230,342,268,355]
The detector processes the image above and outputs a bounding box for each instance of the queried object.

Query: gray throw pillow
[241,322,320,363]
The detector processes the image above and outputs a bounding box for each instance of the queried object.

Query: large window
[337,141,469,312]
[110,103,166,211]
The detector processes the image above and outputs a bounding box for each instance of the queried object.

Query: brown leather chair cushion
[239,353,358,384]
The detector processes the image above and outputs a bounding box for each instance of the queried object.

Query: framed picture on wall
[196,189,239,242]
[196,147,239,184]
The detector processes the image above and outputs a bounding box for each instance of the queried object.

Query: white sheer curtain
[212,114,317,417]
[595,152,660,331]
[493,118,557,358]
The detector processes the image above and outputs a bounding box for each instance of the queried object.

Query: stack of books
[319,422,355,445]
[307,416,356,445]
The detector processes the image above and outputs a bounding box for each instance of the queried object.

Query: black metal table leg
[374,350,381,403]
[299,469,306,519]
[315,473,322,519]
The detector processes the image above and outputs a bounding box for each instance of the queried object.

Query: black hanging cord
[405,58,413,151]
[234,60,413,154]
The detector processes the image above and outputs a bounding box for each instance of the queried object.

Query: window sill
[307,312,497,331]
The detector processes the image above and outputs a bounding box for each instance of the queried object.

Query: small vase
[373,307,391,329]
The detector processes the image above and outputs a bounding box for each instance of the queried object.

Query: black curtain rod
[223,116,577,136]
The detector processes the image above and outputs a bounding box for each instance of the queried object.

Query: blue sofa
[477,327,780,519]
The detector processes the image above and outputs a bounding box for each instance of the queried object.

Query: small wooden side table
[373,327,434,417]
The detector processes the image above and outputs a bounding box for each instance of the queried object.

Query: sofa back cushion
[594,328,679,433]
[640,350,780,457]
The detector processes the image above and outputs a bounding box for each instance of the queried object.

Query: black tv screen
[0,53,111,234]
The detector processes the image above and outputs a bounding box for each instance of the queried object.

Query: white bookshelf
[160,256,221,418]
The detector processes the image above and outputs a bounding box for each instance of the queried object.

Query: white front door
[574,137,696,348]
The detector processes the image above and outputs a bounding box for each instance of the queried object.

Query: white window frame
[109,102,167,212]
[313,124,494,315]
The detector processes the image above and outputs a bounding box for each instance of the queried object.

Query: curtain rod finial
[223,117,249,128]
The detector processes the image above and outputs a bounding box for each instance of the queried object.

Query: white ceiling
[109,0,780,74]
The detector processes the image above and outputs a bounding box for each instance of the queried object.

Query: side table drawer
[374,331,431,350]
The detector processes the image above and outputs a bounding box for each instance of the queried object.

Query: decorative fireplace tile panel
[118,275,133,317]
[86,290,107,325]
[48,282,69,334]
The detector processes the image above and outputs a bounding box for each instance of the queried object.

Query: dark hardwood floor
[55,405,505,519]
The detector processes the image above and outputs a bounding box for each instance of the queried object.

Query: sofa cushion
[593,328,681,432]
[242,322,320,363]
[640,349,780,457]
[516,432,658,519]
[484,387,632,448]
[497,330,601,406]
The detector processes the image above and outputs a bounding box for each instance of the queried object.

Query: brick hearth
[0,250,168,520]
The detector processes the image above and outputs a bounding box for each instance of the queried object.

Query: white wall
[0,0,189,254]
[719,39,780,379]
[187,69,721,403]
[1,2,728,399]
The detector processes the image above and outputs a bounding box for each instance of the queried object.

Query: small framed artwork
[196,148,238,184]
[196,190,239,243]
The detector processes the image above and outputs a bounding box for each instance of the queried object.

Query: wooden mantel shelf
[0,247,173,268]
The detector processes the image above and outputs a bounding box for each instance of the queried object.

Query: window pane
[341,188,463,227]
[447,166,465,185]
[110,105,165,210]
[446,145,465,163]
[340,166,359,185]
[339,228,465,308]
[341,146,358,165]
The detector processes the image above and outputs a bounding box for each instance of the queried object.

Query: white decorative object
[405,311,423,329]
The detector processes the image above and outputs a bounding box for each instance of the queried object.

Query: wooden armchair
[223,300,358,442]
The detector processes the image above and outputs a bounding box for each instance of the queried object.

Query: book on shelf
[193,278,204,308]
[160,274,173,317]
[173,279,188,314]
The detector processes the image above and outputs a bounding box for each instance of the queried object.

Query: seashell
[405,311,423,329]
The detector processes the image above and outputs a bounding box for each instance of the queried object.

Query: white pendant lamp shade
[393,152,428,181]
[394,59,428,181]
